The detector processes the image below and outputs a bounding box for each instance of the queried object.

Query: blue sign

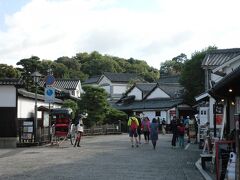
[44,87,55,103]
[45,75,55,86]
[46,88,54,96]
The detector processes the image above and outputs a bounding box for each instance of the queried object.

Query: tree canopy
[179,46,217,105]
[0,64,20,78]
[78,85,109,127]
[14,51,159,90]
[61,99,78,120]
[160,53,187,76]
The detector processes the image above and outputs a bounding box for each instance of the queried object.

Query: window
[156,111,161,116]
[72,90,75,96]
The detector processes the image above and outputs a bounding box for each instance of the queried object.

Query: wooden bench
[200,154,212,169]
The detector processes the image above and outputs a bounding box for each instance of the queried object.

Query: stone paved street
[0,134,204,180]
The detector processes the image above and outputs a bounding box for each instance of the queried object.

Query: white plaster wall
[142,111,155,121]
[211,73,223,84]
[0,86,16,107]
[128,87,142,100]
[98,76,112,86]
[199,107,209,125]
[146,88,170,99]
[161,111,167,122]
[76,82,81,97]
[18,97,61,119]
[224,60,240,74]
[70,81,82,98]
[101,85,111,94]
[138,110,167,122]
[112,85,127,95]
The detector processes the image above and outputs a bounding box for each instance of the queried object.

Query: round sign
[45,75,55,86]
[46,89,54,96]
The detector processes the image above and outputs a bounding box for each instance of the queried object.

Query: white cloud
[1,0,240,69]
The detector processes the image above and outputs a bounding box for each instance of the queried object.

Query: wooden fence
[83,124,121,136]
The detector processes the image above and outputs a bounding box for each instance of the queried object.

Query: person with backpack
[128,116,139,148]
[177,121,185,148]
[141,117,150,143]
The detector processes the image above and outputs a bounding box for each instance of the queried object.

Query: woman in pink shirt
[141,117,150,143]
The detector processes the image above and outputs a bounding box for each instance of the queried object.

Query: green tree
[51,62,69,78]
[0,64,21,78]
[62,99,78,119]
[38,60,54,76]
[56,56,81,70]
[179,47,217,105]
[74,51,159,82]
[160,53,187,76]
[105,107,127,124]
[16,56,41,91]
[78,86,109,127]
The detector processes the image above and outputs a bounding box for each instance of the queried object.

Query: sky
[0,0,240,69]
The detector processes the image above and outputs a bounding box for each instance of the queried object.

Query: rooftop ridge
[208,48,240,54]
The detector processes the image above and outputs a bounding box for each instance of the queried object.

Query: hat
[187,116,190,118]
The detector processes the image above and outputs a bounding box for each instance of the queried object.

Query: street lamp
[31,71,42,143]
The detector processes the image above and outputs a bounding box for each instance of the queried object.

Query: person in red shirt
[177,121,185,148]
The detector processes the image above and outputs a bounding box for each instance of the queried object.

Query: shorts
[129,128,138,137]
[137,128,141,135]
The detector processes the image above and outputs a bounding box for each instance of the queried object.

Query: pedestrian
[141,117,150,143]
[69,122,76,145]
[185,116,190,143]
[194,116,199,144]
[50,123,55,144]
[161,118,166,135]
[202,122,211,153]
[177,121,185,148]
[150,118,159,150]
[170,116,178,148]
[74,118,84,147]
[128,116,139,148]
[137,116,142,144]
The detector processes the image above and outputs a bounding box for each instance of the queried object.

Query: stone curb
[195,158,213,180]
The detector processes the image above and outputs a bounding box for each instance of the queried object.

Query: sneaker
[136,144,139,148]
[131,145,134,148]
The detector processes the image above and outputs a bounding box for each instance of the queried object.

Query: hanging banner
[215,104,223,125]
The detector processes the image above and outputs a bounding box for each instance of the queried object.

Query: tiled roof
[103,72,141,83]
[159,84,184,98]
[83,75,102,84]
[125,82,183,99]
[210,65,240,95]
[114,98,184,111]
[202,48,240,68]
[0,78,24,86]
[39,79,80,90]
[157,75,180,84]
[18,88,63,104]
[135,83,157,97]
